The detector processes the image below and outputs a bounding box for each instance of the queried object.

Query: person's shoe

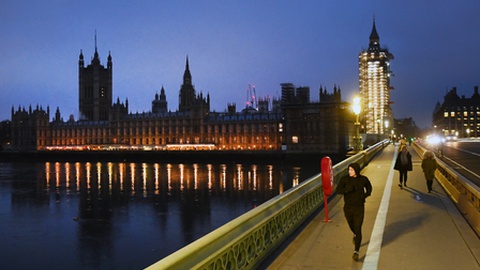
[404,183,407,187]
[398,184,402,188]
[353,251,359,261]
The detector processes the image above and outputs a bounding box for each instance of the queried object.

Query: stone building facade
[10,46,355,155]
[433,86,480,138]
[281,83,353,153]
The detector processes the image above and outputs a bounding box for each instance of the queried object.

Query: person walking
[421,150,438,193]
[394,145,413,188]
[336,163,372,261]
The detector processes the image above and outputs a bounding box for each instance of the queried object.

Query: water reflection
[43,162,299,208]
[43,161,303,240]
[2,160,316,269]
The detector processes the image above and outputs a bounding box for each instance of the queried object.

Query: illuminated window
[292,136,299,144]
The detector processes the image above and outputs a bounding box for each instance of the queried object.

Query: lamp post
[352,96,362,151]
[384,120,389,140]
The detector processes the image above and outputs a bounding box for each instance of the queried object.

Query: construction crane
[245,84,258,111]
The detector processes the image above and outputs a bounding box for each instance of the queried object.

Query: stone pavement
[261,143,480,270]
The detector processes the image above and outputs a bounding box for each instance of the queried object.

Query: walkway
[261,143,480,269]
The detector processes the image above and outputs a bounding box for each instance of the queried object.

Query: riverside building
[433,86,480,138]
[11,45,356,155]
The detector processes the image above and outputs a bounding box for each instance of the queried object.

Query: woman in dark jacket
[394,145,412,188]
[336,162,372,261]
[421,150,438,193]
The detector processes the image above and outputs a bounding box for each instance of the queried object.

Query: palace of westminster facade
[11,20,479,153]
[10,45,355,154]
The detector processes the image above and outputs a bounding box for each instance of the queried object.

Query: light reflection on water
[0,160,316,270]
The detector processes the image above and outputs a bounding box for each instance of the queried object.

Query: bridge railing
[146,140,390,270]
[412,142,480,236]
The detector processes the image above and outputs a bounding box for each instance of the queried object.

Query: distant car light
[426,134,445,145]
[445,135,457,141]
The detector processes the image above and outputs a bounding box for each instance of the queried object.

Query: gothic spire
[95,30,98,54]
[79,49,84,67]
[183,55,192,85]
[369,16,380,50]
[93,30,100,63]
[107,50,112,69]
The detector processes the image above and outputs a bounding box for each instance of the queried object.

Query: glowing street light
[353,96,361,115]
[384,120,390,140]
[352,96,362,151]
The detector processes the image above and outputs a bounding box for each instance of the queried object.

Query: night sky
[2,1,480,129]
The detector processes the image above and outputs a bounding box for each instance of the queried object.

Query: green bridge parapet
[146,140,390,270]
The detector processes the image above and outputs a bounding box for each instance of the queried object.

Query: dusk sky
[2,1,480,129]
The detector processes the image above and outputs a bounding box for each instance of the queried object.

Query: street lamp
[384,120,389,140]
[352,96,362,151]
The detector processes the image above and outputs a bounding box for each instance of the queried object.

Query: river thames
[0,157,323,269]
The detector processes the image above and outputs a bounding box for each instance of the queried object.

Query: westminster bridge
[146,140,480,270]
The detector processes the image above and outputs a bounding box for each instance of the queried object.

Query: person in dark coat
[421,150,438,193]
[336,162,372,261]
[394,145,413,188]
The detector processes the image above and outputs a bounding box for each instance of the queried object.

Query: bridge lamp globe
[352,96,362,151]
[352,96,361,116]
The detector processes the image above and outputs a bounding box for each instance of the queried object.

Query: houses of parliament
[9,43,355,155]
